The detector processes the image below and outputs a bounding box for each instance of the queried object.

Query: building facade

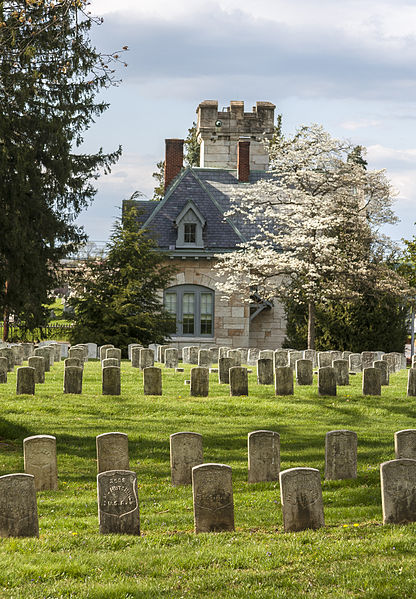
[126,100,287,351]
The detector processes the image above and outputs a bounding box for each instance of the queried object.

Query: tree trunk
[2,281,9,342]
[308,301,315,350]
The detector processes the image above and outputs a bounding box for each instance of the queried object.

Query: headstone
[128,343,142,360]
[131,346,141,368]
[45,346,56,367]
[23,435,58,491]
[87,343,98,359]
[325,430,357,480]
[189,346,199,365]
[106,348,121,364]
[259,349,274,361]
[374,360,389,386]
[380,459,416,524]
[170,432,203,486]
[362,367,381,396]
[97,470,140,535]
[63,366,83,394]
[218,346,231,360]
[64,357,82,369]
[148,344,158,360]
[275,366,294,396]
[102,366,121,395]
[28,356,45,383]
[349,353,362,373]
[0,357,8,383]
[279,467,325,532]
[342,351,352,361]
[198,349,211,368]
[361,351,377,370]
[68,346,85,364]
[229,366,248,396]
[382,352,396,374]
[247,348,260,366]
[74,344,88,361]
[34,347,50,371]
[317,352,332,368]
[102,358,120,369]
[289,350,303,369]
[190,367,209,397]
[257,358,274,385]
[165,348,179,369]
[96,432,129,473]
[227,349,242,367]
[51,343,62,362]
[99,344,114,362]
[21,343,34,360]
[248,430,280,483]
[182,346,191,363]
[295,359,313,386]
[143,367,162,395]
[303,349,316,367]
[16,366,35,395]
[330,350,343,363]
[407,368,416,397]
[0,348,14,371]
[395,430,416,460]
[333,359,349,386]
[158,344,171,363]
[318,367,336,396]
[192,463,234,533]
[58,342,69,359]
[375,351,385,361]
[0,474,39,538]
[11,345,23,366]
[139,348,154,370]
[237,348,249,364]
[209,346,219,364]
[274,349,289,368]
[218,357,233,384]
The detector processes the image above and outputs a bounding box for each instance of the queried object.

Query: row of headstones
[3,428,416,537]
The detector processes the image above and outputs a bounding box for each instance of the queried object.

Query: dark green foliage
[184,121,200,167]
[283,292,408,352]
[152,160,165,201]
[0,1,121,336]
[68,208,177,355]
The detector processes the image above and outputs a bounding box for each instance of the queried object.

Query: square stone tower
[196,100,276,171]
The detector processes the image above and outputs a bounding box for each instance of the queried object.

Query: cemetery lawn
[1,362,416,598]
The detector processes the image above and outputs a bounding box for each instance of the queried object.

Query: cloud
[340,120,382,130]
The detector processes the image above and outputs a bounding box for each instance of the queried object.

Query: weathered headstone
[317,352,332,368]
[229,366,248,396]
[0,348,14,372]
[182,346,191,363]
[11,345,24,366]
[248,430,280,483]
[143,367,162,395]
[349,353,362,373]
[28,356,45,383]
[189,346,199,365]
[63,366,83,394]
[279,467,324,532]
[362,367,381,396]
[289,350,303,369]
[21,343,34,360]
[99,344,114,362]
[197,349,211,368]
[96,432,129,473]
[97,470,140,535]
[0,356,7,383]
[247,348,260,366]
[342,351,352,361]
[87,343,98,359]
[0,474,39,537]
[157,344,170,363]
[190,367,209,397]
[165,348,179,369]
[218,357,233,384]
[128,343,142,360]
[102,358,120,369]
[64,357,82,369]
[192,463,234,533]
[275,366,294,396]
[102,366,121,395]
[237,348,249,365]
[218,346,231,360]
[330,350,343,363]
[394,430,416,460]
[209,346,219,364]
[23,435,58,491]
[374,360,389,386]
[380,459,416,524]
[274,349,289,368]
[51,343,62,362]
[259,349,274,361]
[139,348,154,370]
[106,348,121,364]
[325,430,357,480]
[16,366,35,395]
[227,349,242,367]
[303,349,316,367]
[68,346,84,365]
[170,432,203,486]
[333,359,349,386]
[407,368,416,397]
[74,344,88,361]
[361,351,377,370]
[295,359,313,386]
[257,358,274,385]
[318,367,336,396]
[131,346,141,368]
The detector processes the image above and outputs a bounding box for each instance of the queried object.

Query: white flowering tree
[215,125,407,349]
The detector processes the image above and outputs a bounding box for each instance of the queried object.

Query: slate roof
[125,167,272,253]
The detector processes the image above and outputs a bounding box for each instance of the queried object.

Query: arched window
[164,284,214,337]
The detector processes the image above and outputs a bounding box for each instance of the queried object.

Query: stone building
[125,100,287,351]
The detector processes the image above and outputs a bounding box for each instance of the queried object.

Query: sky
[80,0,416,246]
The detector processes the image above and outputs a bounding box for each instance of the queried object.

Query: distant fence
[0,323,74,342]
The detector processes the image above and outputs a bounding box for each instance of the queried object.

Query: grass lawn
[0,360,415,598]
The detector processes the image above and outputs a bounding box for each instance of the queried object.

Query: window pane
[165,293,177,315]
[183,293,195,334]
[184,223,196,243]
[200,293,213,334]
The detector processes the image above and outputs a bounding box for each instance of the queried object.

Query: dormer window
[175,200,206,249]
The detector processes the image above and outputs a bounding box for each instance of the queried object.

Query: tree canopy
[0,0,124,339]
[68,207,177,353]
[215,124,408,348]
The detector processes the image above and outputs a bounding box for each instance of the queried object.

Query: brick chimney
[237,140,250,182]
[164,139,184,193]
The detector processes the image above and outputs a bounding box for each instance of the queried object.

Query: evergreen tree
[0,0,123,340]
[68,207,177,354]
